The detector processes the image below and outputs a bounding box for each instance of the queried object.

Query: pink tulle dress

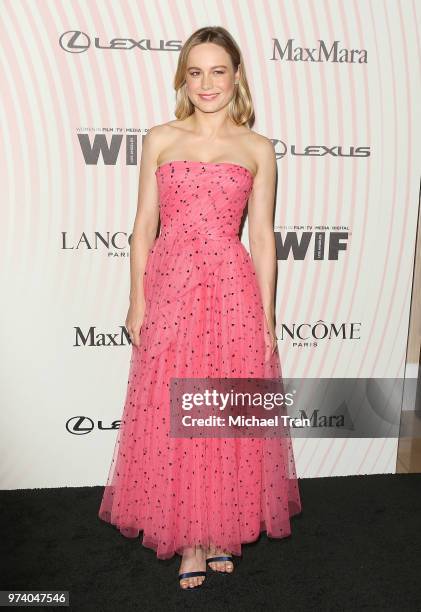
[98,160,302,559]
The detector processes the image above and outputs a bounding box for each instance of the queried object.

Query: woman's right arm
[126,127,161,347]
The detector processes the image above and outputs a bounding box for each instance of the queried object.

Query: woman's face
[185,42,239,113]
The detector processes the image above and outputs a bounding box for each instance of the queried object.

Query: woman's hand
[264,309,278,362]
[125,297,146,348]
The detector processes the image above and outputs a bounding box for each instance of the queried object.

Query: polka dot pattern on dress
[98,161,302,560]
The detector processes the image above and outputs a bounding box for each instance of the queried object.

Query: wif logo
[77,133,140,166]
[275,231,349,260]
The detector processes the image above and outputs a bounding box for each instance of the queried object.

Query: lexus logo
[59,31,90,53]
[59,31,182,53]
[66,416,120,434]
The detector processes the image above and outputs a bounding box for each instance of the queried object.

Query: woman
[98,25,302,590]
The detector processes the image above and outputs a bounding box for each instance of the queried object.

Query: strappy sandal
[206,555,234,572]
[178,570,207,589]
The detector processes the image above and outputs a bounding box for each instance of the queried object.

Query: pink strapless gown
[98,160,302,559]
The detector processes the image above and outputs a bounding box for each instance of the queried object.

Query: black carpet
[1,474,421,611]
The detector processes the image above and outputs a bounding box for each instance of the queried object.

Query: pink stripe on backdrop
[318,0,369,477]
[291,0,336,383]
[46,2,93,305]
[7,3,51,269]
[0,12,26,271]
[413,0,421,84]
[361,0,405,379]
[283,0,323,475]
[76,0,118,321]
[2,7,38,282]
[254,0,308,466]
[292,0,351,476]
[359,0,416,473]
[281,1,308,382]
[383,0,414,375]
[266,0,293,319]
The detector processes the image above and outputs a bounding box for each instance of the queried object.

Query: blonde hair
[174,26,255,127]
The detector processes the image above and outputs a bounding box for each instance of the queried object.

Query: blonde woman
[99,25,301,590]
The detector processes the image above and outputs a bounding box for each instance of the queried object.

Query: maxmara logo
[271,38,368,63]
[74,326,130,347]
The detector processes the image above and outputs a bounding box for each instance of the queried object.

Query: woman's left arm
[247,137,278,353]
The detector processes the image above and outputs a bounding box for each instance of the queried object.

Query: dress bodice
[155,160,254,241]
[141,160,256,361]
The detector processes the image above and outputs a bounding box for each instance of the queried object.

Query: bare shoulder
[248,129,275,157]
[147,120,187,138]
[145,122,173,143]
[247,130,276,174]
[145,121,187,163]
[142,123,172,165]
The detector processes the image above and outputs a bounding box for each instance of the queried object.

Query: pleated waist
[157,228,241,245]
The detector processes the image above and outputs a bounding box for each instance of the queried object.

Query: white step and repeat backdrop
[1,0,420,488]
